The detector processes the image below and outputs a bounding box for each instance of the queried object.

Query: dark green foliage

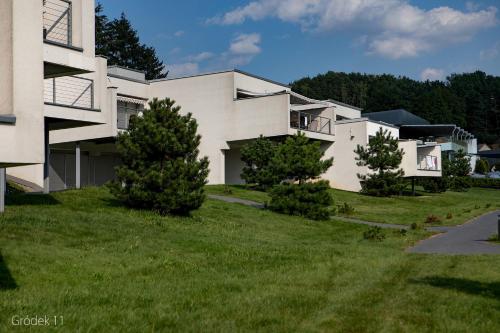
[268,181,334,220]
[425,214,441,224]
[338,202,355,215]
[291,71,500,144]
[448,150,471,192]
[474,159,490,174]
[420,177,448,193]
[355,128,405,196]
[95,4,167,80]
[240,135,279,190]
[272,133,333,184]
[109,98,209,215]
[469,177,500,189]
[363,227,385,241]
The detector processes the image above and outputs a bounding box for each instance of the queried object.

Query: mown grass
[0,187,499,332]
[207,185,500,226]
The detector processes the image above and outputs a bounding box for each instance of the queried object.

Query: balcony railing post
[52,78,56,104]
[67,1,72,46]
[90,81,94,109]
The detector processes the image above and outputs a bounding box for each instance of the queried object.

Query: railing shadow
[6,193,61,206]
[0,252,17,291]
[410,276,500,300]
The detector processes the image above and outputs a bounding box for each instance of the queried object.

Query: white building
[0,0,443,211]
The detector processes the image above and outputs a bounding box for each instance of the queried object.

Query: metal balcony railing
[43,0,72,46]
[417,155,440,171]
[290,110,332,135]
[44,76,95,110]
[117,102,143,129]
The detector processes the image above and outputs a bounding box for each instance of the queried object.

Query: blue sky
[99,0,500,83]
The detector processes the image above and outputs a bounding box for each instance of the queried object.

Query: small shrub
[463,208,472,213]
[446,212,453,219]
[485,203,491,208]
[222,186,233,195]
[474,159,489,174]
[420,177,448,193]
[425,214,441,224]
[268,181,334,220]
[474,204,480,209]
[394,228,407,237]
[410,222,419,230]
[470,177,500,189]
[338,202,355,215]
[363,226,385,241]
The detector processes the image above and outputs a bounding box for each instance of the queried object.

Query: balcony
[117,101,144,130]
[290,110,332,135]
[43,0,73,47]
[44,76,96,111]
[417,155,440,171]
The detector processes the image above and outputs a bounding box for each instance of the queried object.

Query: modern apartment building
[0,0,444,212]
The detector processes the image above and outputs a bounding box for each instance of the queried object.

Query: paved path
[208,195,265,209]
[408,211,500,255]
[208,194,408,229]
[208,195,500,254]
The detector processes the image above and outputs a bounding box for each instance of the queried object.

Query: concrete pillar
[43,119,50,194]
[0,168,5,213]
[76,142,81,189]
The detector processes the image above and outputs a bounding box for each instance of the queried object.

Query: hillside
[291,71,500,144]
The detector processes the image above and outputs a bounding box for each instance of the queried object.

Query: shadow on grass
[0,253,17,291]
[6,193,60,206]
[411,276,500,300]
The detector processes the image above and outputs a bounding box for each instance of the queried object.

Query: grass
[0,187,499,332]
[207,185,500,226]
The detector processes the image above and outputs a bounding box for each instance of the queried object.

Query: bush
[268,181,334,220]
[474,159,490,174]
[425,214,441,224]
[469,177,500,189]
[446,212,453,219]
[338,202,355,215]
[448,176,471,192]
[410,222,419,230]
[109,98,209,216]
[363,226,385,241]
[447,150,471,192]
[420,177,448,193]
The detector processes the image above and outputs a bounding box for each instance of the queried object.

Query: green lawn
[0,187,499,332]
[207,185,500,226]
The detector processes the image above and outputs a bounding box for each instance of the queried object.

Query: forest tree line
[291,71,500,144]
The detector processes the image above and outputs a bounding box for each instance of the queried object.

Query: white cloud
[187,52,214,62]
[420,68,446,81]
[229,33,261,55]
[466,1,480,12]
[209,0,498,59]
[480,42,500,60]
[167,62,199,78]
[174,30,185,37]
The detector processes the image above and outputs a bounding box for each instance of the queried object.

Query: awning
[117,95,147,105]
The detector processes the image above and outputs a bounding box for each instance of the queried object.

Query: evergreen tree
[355,128,405,196]
[272,133,333,184]
[240,135,279,190]
[95,4,167,80]
[110,98,209,215]
[447,149,471,191]
[267,133,334,220]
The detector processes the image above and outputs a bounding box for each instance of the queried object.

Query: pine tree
[447,149,471,191]
[272,133,333,184]
[95,4,167,80]
[110,98,209,215]
[240,135,279,190]
[267,133,334,220]
[355,128,405,196]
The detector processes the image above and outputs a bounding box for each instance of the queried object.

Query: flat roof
[150,69,290,88]
[326,99,363,111]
